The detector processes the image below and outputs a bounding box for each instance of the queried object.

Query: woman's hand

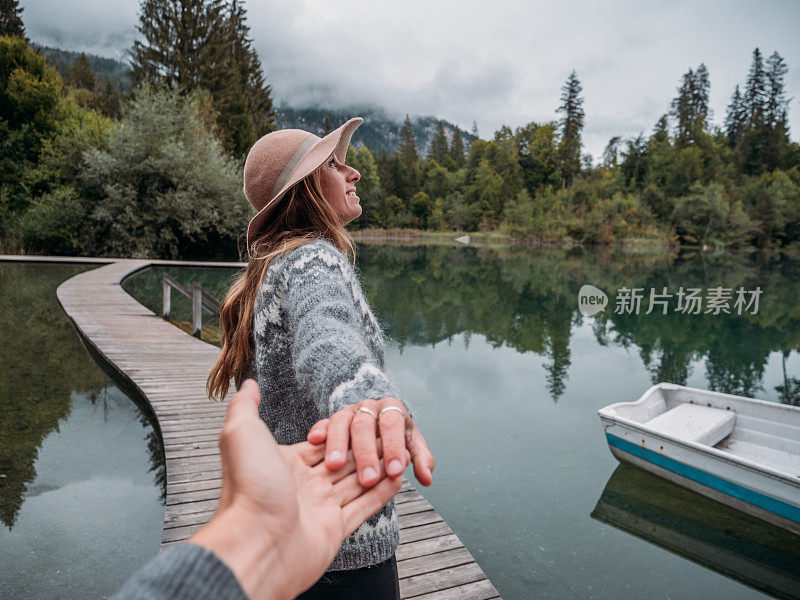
[307,398,435,488]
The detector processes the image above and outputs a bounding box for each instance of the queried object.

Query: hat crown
[243,129,320,211]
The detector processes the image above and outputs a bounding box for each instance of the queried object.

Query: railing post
[192,282,203,338]
[162,274,171,319]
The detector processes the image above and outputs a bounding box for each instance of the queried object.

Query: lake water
[0,262,164,599]
[125,244,800,599]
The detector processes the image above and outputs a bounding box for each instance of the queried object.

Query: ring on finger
[357,406,378,419]
[378,406,406,420]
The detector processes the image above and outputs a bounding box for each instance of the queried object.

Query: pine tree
[449,124,465,167]
[130,0,275,155]
[670,64,710,147]
[724,85,747,147]
[744,48,767,126]
[398,115,418,166]
[650,115,670,144]
[429,121,448,163]
[602,136,621,167]
[225,0,275,139]
[762,51,790,170]
[66,53,97,91]
[766,51,789,128]
[738,48,772,174]
[470,120,479,139]
[556,70,584,188]
[131,0,225,90]
[95,79,123,119]
[0,0,26,39]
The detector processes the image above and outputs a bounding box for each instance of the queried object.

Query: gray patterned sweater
[252,238,405,571]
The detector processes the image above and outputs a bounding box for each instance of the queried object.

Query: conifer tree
[66,53,97,91]
[602,136,621,167]
[131,0,224,89]
[766,51,789,129]
[449,125,465,167]
[0,0,26,39]
[131,0,274,155]
[398,115,418,165]
[761,52,790,170]
[556,70,584,188]
[470,120,479,139]
[744,48,767,126]
[95,79,123,119]
[724,85,747,147]
[225,0,275,139]
[670,64,710,147]
[429,121,448,163]
[737,48,773,173]
[650,115,670,144]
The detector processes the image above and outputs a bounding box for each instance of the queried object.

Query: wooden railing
[162,273,221,338]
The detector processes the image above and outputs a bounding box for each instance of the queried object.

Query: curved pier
[55,259,501,600]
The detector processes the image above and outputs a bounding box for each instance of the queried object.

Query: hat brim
[246,117,363,251]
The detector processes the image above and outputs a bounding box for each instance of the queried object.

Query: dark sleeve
[110,544,249,600]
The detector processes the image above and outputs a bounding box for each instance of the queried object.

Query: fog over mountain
[23,0,800,159]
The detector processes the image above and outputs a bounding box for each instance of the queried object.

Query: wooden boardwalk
[56,259,501,600]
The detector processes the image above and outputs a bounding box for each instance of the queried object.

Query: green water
[0,262,164,599]
[125,245,800,599]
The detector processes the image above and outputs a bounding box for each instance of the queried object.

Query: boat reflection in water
[592,464,800,600]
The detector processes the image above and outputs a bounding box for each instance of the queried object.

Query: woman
[208,118,434,599]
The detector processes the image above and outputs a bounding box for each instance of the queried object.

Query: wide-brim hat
[243,117,363,252]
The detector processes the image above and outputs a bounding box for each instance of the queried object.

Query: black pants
[296,556,400,600]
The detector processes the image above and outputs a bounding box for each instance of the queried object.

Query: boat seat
[644,403,735,446]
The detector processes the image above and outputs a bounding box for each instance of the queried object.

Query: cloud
[20,0,800,157]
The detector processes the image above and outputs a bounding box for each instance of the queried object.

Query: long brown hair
[207,169,355,400]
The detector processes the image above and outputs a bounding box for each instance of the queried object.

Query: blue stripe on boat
[606,433,800,525]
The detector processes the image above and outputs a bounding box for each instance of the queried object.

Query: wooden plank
[399,563,486,598]
[406,579,499,600]
[398,510,445,529]
[56,259,501,598]
[397,498,435,516]
[397,547,474,579]
[164,509,216,530]
[399,521,452,544]
[396,534,463,561]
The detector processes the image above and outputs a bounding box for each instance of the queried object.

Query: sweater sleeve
[282,242,404,417]
[110,544,248,600]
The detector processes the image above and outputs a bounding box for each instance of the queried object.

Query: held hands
[306,397,435,488]
[189,380,403,600]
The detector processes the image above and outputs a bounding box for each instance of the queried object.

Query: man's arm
[111,379,403,600]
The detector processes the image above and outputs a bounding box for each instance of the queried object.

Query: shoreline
[349,228,673,248]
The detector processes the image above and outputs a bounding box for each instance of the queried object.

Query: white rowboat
[598,383,800,534]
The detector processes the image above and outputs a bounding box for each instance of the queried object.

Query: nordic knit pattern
[253,238,406,571]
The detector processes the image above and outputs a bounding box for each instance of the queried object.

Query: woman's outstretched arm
[280,240,433,487]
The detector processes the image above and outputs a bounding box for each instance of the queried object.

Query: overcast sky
[23,0,800,159]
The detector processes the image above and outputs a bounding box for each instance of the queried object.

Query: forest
[2,0,799,260]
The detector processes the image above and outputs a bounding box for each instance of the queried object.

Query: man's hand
[189,380,403,600]
[306,398,435,488]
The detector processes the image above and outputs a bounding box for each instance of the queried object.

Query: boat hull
[606,432,800,535]
[592,464,800,600]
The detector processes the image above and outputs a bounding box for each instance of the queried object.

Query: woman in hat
[207,118,435,599]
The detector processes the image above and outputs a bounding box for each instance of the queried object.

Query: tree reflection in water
[0,263,165,529]
[355,245,800,402]
[122,245,800,406]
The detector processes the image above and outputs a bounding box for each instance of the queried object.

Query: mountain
[275,106,476,156]
[29,43,476,155]
[33,44,133,92]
